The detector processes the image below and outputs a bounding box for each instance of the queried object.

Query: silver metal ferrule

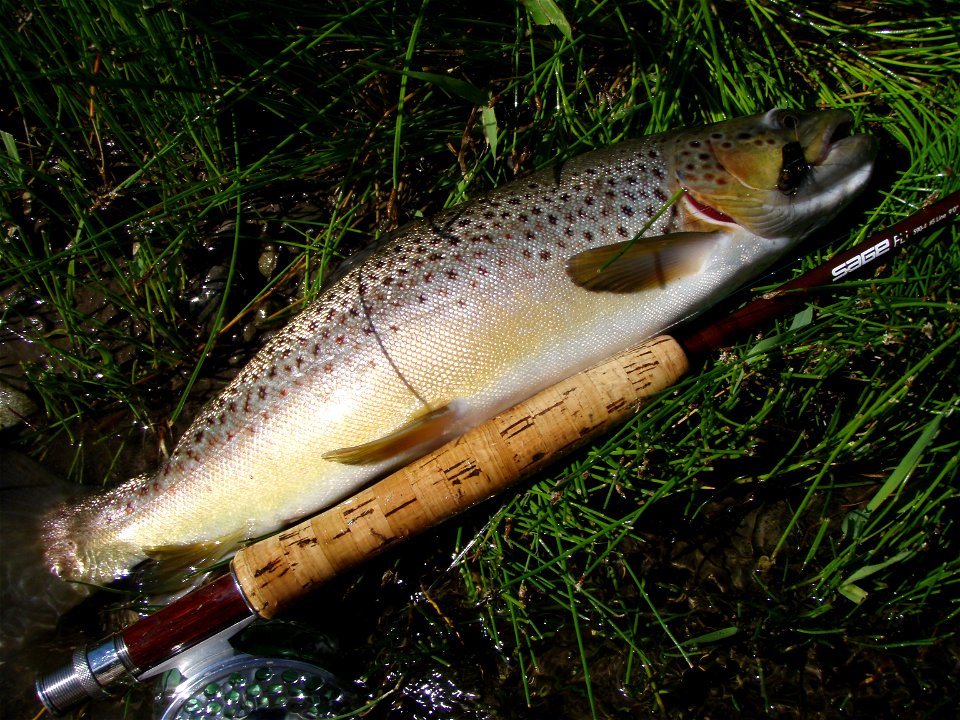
[36,635,136,716]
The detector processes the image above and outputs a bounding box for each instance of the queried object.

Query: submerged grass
[2,0,958,718]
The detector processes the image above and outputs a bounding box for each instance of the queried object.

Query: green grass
[2,1,958,718]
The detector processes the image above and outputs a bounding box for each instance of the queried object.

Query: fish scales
[44,110,876,586]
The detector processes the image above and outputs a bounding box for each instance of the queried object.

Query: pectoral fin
[566,231,720,293]
[323,403,459,465]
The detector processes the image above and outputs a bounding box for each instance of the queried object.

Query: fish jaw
[675,109,876,240]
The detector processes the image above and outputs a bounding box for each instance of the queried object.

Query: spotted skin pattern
[44,110,875,585]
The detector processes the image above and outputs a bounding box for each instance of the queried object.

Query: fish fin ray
[566,231,720,293]
[323,403,459,465]
[139,531,244,594]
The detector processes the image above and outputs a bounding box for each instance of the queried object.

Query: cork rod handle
[232,334,689,617]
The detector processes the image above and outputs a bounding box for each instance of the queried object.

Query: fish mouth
[808,113,853,166]
[804,112,877,179]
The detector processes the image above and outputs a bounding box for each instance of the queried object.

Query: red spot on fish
[280,388,289,397]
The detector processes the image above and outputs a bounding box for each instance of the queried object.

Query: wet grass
[2,0,959,718]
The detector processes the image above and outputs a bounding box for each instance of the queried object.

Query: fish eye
[777,111,800,130]
[778,140,809,194]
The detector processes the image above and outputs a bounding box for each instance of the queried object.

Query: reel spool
[157,653,351,720]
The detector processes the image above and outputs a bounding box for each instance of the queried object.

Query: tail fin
[0,449,92,713]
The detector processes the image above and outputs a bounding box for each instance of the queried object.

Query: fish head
[674,108,876,239]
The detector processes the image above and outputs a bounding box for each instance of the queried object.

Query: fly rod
[37,190,959,716]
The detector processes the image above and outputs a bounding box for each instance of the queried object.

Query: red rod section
[121,572,254,671]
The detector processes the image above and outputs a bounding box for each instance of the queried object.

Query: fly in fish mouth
[778,141,809,195]
[779,115,856,195]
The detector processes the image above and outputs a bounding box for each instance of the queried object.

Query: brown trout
[44,109,875,586]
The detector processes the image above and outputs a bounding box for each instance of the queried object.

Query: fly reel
[157,653,350,720]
